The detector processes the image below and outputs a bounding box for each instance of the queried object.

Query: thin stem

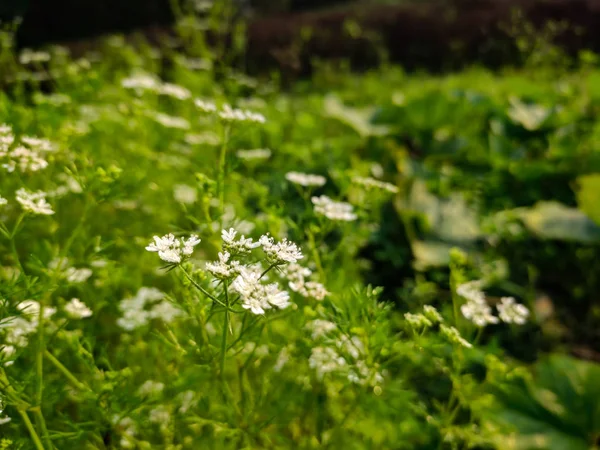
[44,350,90,392]
[217,123,230,226]
[17,409,46,450]
[178,266,229,308]
[220,281,230,377]
[306,229,325,280]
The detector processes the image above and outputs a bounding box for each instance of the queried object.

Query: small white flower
[159,83,191,100]
[309,347,346,379]
[306,319,337,339]
[259,234,303,265]
[64,298,93,319]
[194,98,217,113]
[173,184,197,204]
[137,380,164,397]
[236,148,271,160]
[16,188,54,215]
[218,104,266,123]
[285,171,326,187]
[497,297,529,325]
[146,233,201,264]
[231,267,290,315]
[152,112,190,130]
[205,251,240,279]
[456,281,486,304]
[352,176,398,193]
[121,74,161,91]
[461,300,498,327]
[65,267,93,283]
[0,196,7,206]
[221,228,259,254]
[311,195,357,221]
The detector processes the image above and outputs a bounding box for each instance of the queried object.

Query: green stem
[217,124,230,226]
[44,350,89,392]
[17,409,46,450]
[306,229,325,280]
[179,266,229,309]
[220,281,230,377]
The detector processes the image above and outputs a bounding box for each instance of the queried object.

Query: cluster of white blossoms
[231,267,290,314]
[221,228,260,254]
[440,325,473,349]
[0,124,56,173]
[16,188,55,215]
[148,227,325,314]
[497,296,530,324]
[218,104,266,123]
[205,251,241,280]
[145,233,201,264]
[352,176,399,194]
[311,195,357,221]
[19,48,51,65]
[194,98,218,113]
[236,148,272,160]
[0,196,7,207]
[284,263,328,300]
[117,287,182,331]
[121,74,191,100]
[259,234,303,265]
[457,280,529,326]
[1,300,57,366]
[307,320,384,386]
[285,172,327,187]
[64,298,93,319]
[150,112,191,130]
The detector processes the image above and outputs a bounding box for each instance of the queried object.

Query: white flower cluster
[353,176,399,193]
[259,234,303,265]
[236,148,272,160]
[122,74,191,100]
[497,296,530,324]
[457,281,498,327]
[194,98,217,113]
[151,112,191,130]
[64,298,93,319]
[218,104,266,123]
[221,228,260,254]
[1,300,57,365]
[205,251,241,280]
[20,48,51,64]
[146,233,201,264]
[307,320,383,386]
[0,196,7,207]
[117,287,182,330]
[457,281,529,327]
[311,195,357,221]
[285,172,326,187]
[231,267,290,315]
[284,263,328,301]
[16,188,55,215]
[0,125,55,173]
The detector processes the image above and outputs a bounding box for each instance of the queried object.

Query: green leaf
[516,201,600,242]
[486,355,600,450]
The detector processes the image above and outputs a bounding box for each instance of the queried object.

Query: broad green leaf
[486,355,600,450]
[516,201,600,243]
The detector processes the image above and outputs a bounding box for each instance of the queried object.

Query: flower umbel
[146,233,201,264]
